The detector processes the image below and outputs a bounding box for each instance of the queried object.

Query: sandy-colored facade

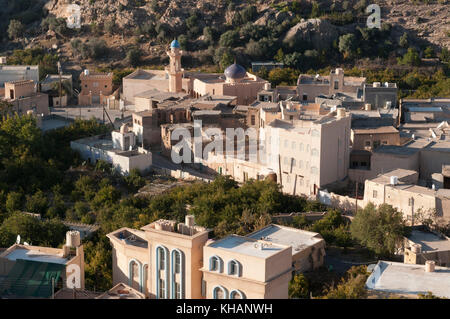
[3,80,49,116]
[363,169,450,224]
[201,235,292,299]
[107,216,209,299]
[78,71,113,106]
[351,126,401,151]
[122,40,268,106]
[403,228,450,267]
[296,68,366,102]
[106,217,326,299]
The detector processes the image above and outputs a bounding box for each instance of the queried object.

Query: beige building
[201,235,292,299]
[3,79,49,116]
[261,108,351,196]
[403,227,450,267]
[106,216,326,299]
[123,40,268,106]
[78,70,113,106]
[247,224,326,272]
[366,260,450,299]
[297,68,366,102]
[107,216,209,299]
[363,169,450,224]
[351,126,401,151]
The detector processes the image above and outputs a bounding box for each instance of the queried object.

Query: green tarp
[0,259,64,298]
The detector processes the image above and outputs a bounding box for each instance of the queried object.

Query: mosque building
[123,39,269,106]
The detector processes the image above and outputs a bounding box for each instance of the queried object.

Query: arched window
[156,245,169,299]
[311,148,319,157]
[230,289,245,299]
[213,286,228,299]
[128,259,142,292]
[209,255,223,272]
[171,249,184,299]
[227,260,241,277]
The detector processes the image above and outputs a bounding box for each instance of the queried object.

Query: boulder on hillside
[283,18,339,51]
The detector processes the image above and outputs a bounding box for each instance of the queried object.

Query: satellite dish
[16,235,21,244]
[24,242,30,246]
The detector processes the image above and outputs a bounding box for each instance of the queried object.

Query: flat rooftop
[110,228,148,249]
[208,235,286,259]
[366,261,450,298]
[373,139,431,156]
[407,229,450,252]
[124,69,166,80]
[352,126,398,134]
[247,225,323,255]
[2,247,67,264]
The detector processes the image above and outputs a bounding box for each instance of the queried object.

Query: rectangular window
[302,94,307,101]
[373,190,378,198]
[251,115,255,126]
[334,80,339,89]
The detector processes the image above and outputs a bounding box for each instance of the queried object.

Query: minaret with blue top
[166,39,183,93]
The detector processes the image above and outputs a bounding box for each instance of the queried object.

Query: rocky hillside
[0,0,448,73]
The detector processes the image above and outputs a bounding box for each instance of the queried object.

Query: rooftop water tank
[185,215,195,227]
[390,176,398,185]
[425,260,435,273]
[66,230,81,248]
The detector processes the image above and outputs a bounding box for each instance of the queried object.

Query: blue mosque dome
[170,39,180,48]
[224,63,246,80]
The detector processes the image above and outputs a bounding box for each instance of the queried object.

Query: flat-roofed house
[366,260,450,299]
[201,235,292,299]
[0,231,85,298]
[107,215,209,299]
[248,224,326,272]
[3,79,49,116]
[403,227,450,267]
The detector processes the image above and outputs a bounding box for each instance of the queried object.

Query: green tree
[338,34,357,59]
[398,48,421,66]
[219,30,239,48]
[289,273,310,298]
[322,266,369,299]
[8,20,25,39]
[25,190,48,215]
[350,203,407,257]
[90,185,121,209]
[6,192,23,214]
[399,32,408,48]
[126,47,142,67]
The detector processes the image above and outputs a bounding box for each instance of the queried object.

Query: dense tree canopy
[350,203,408,257]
